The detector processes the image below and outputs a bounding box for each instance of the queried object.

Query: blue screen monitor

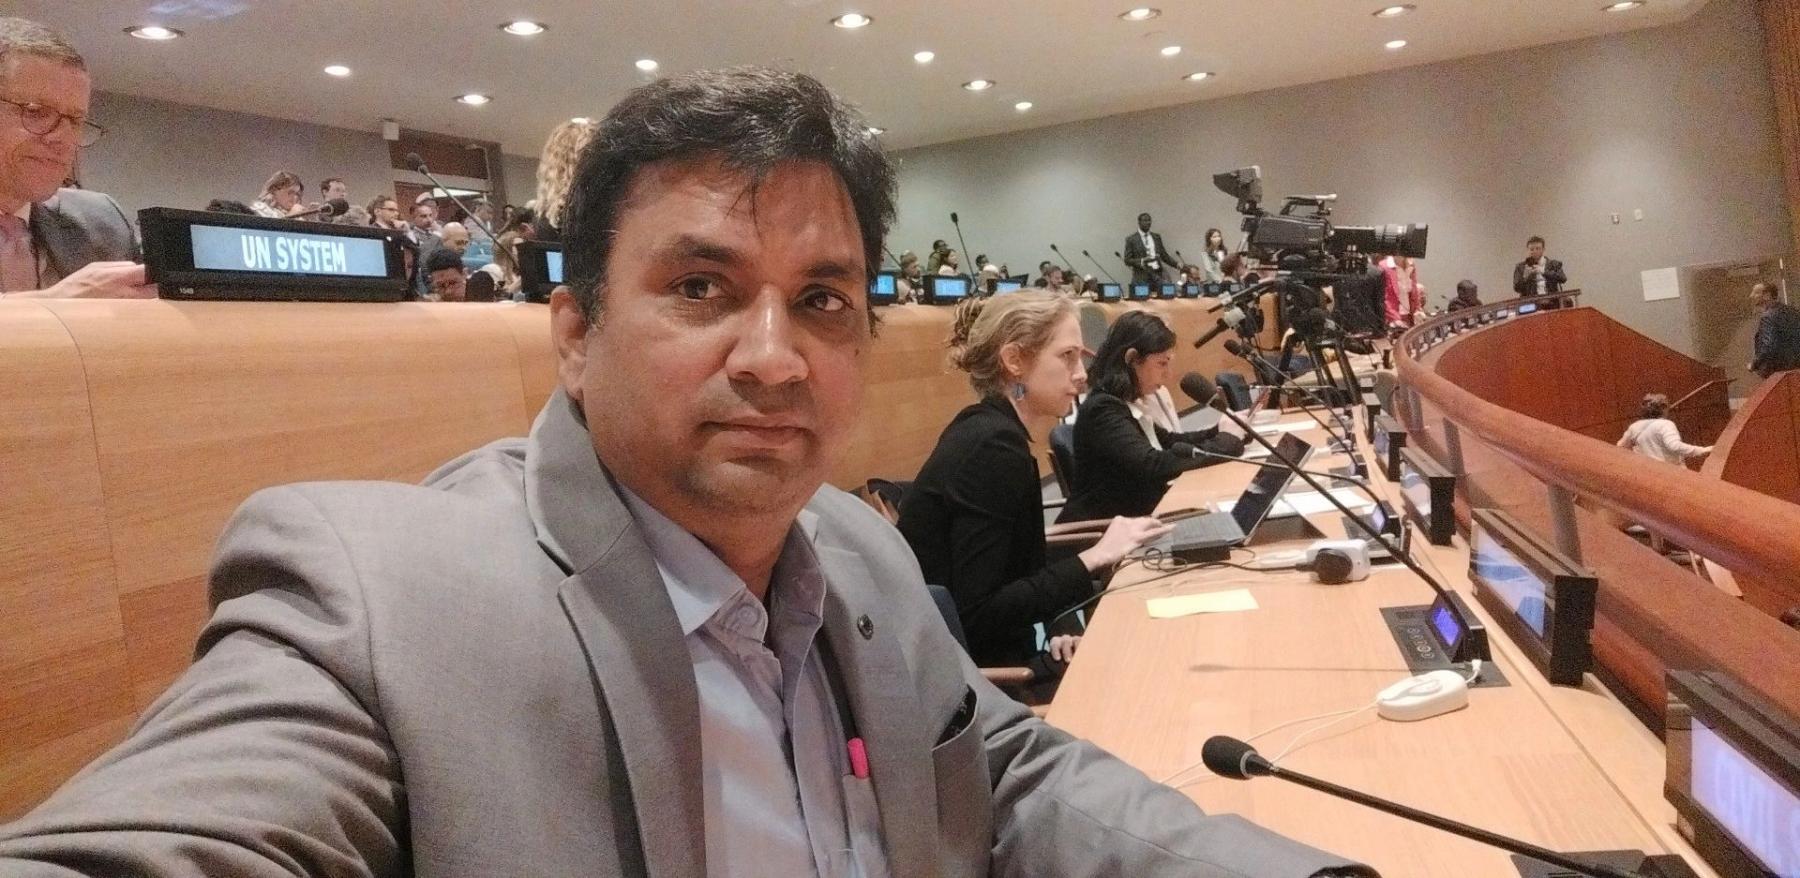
[1158,283,1179,299]
[1180,283,1202,298]
[1468,508,1596,686]
[1129,283,1152,300]
[1664,670,1800,878]
[926,274,971,304]
[869,271,897,306]
[1517,302,1539,314]
[1098,282,1122,302]
[993,279,1024,293]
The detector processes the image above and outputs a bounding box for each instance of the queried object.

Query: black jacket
[1512,258,1566,295]
[1057,392,1240,523]
[1753,302,1800,377]
[896,397,1092,668]
[1123,230,1176,283]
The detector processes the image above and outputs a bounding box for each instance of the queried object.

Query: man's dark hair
[321,177,345,192]
[205,198,255,215]
[932,239,947,251]
[1138,212,1152,222]
[423,247,464,275]
[1527,235,1545,247]
[1456,279,1478,298]
[563,66,896,328]
[1087,310,1177,401]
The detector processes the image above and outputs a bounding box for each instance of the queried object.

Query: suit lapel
[28,194,76,279]
[814,542,939,878]
[528,390,705,877]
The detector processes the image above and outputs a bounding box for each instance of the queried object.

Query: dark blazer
[29,188,139,279]
[1123,230,1176,283]
[1753,302,1800,377]
[1512,257,1566,296]
[896,396,1092,668]
[1058,392,1239,523]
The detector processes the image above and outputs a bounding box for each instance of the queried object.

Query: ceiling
[14,0,1707,157]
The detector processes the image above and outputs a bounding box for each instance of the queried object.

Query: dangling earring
[1010,382,1028,401]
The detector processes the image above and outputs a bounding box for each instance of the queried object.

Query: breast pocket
[930,686,992,878]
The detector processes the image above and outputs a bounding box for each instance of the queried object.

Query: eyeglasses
[0,97,105,147]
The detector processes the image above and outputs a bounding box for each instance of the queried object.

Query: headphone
[1301,549,1357,585]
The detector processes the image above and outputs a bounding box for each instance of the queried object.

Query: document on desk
[1146,589,1259,618]
[1251,420,1320,437]
[1217,487,1375,518]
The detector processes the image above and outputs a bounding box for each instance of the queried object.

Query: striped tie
[0,212,37,293]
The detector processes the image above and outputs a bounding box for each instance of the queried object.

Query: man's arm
[0,486,406,877]
[1512,262,1534,295]
[1544,259,1567,288]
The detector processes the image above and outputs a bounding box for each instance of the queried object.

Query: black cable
[1047,546,1259,628]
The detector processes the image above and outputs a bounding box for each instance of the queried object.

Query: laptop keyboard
[1172,512,1244,546]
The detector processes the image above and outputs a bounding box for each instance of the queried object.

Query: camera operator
[1512,235,1567,297]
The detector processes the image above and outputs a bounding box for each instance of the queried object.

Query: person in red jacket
[1381,254,1424,329]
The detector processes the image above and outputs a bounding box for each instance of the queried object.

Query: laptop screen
[1230,433,1314,534]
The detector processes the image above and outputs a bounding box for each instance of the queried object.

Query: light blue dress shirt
[619,487,888,878]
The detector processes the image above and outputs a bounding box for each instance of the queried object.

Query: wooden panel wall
[1763,0,1800,258]
[1703,369,1800,615]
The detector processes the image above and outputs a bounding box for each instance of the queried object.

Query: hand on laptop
[1079,516,1173,573]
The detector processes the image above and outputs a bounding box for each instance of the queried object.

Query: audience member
[1381,254,1424,328]
[1059,310,1243,523]
[533,117,596,241]
[1033,260,1055,287]
[409,196,443,234]
[895,250,922,303]
[1616,393,1710,465]
[1220,252,1248,284]
[1447,279,1482,312]
[936,248,961,275]
[420,247,467,302]
[407,201,440,247]
[1749,281,1800,378]
[0,17,151,299]
[204,199,254,215]
[333,204,369,226]
[320,176,348,205]
[1124,212,1175,284]
[471,229,523,301]
[462,197,496,240]
[251,170,312,219]
[897,293,1171,672]
[365,195,403,230]
[1200,227,1227,282]
[438,222,471,257]
[926,238,950,274]
[1512,235,1567,297]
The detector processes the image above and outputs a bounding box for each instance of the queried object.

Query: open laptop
[1156,432,1315,561]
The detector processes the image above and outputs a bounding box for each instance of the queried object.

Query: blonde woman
[896,293,1170,674]
[250,170,310,219]
[533,118,597,239]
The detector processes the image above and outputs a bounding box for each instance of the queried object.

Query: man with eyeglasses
[0,18,151,299]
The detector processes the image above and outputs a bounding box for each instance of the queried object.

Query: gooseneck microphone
[1223,339,1359,460]
[1201,737,1644,878]
[1179,372,1483,659]
[949,212,974,278]
[881,244,902,269]
[1048,243,1079,278]
[405,152,498,241]
[1081,249,1122,285]
[286,198,351,220]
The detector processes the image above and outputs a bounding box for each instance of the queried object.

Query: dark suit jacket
[1124,230,1176,283]
[29,188,138,280]
[1753,302,1800,377]
[896,396,1093,668]
[1058,391,1235,522]
[1512,258,1566,295]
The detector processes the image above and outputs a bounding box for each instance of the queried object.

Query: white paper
[1218,487,1375,518]
[1253,420,1320,436]
[1641,267,1680,302]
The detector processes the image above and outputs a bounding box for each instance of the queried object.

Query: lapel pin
[856,614,874,639]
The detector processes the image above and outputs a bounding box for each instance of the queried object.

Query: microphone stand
[1049,243,1080,279]
[409,156,498,241]
[949,212,975,282]
[1227,343,1360,460]
[1082,250,1122,285]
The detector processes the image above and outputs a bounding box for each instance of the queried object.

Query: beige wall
[888,0,1790,358]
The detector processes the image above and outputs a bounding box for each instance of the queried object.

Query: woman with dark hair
[1200,228,1227,282]
[1058,310,1246,522]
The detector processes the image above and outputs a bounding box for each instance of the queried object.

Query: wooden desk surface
[1044,410,1714,878]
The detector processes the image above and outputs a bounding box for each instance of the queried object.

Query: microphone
[285,198,350,220]
[406,152,498,241]
[1183,444,1377,494]
[1048,243,1079,277]
[949,211,974,281]
[1223,339,1358,459]
[1081,249,1122,285]
[1202,737,1644,878]
[1178,372,1482,658]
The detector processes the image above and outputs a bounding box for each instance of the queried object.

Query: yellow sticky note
[1146,589,1260,618]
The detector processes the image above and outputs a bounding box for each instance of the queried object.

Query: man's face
[412,203,436,229]
[441,226,471,254]
[1138,214,1153,233]
[1527,241,1545,261]
[0,56,91,207]
[555,157,870,521]
[429,267,466,301]
[374,199,400,224]
[322,180,347,201]
[272,184,302,211]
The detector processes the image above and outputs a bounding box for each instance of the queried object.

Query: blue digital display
[544,249,564,284]
[870,273,896,297]
[1430,601,1463,650]
[1159,283,1179,299]
[1130,283,1151,300]
[994,279,1024,293]
[1400,459,1431,519]
[1100,283,1122,299]
[1472,525,1549,637]
[1692,722,1800,875]
[933,276,970,302]
[190,224,388,277]
[1517,302,1539,314]
[1181,283,1201,298]
[1373,426,1391,459]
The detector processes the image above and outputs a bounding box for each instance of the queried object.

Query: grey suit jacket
[28,188,139,279]
[0,390,1364,877]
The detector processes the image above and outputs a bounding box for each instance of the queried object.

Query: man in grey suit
[0,18,152,299]
[0,68,1371,877]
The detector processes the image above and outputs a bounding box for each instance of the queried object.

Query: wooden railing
[1394,294,1800,725]
[1701,369,1800,616]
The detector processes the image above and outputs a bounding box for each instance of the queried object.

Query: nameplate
[190,224,389,278]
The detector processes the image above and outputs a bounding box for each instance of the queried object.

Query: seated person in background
[438,222,471,259]
[1059,310,1245,523]
[1380,254,1424,329]
[925,237,949,273]
[365,195,404,231]
[250,170,314,219]
[0,18,152,299]
[420,247,467,302]
[894,249,922,303]
[1512,234,1566,296]
[472,229,525,301]
[897,293,1171,672]
[936,247,961,275]
[1446,278,1481,312]
[1749,281,1800,378]
[1616,393,1710,465]
[1220,251,1249,285]
[1033,259,1054,287]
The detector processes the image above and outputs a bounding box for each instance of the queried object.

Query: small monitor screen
[544,249,564,284]
[870,272,896,298]
[1518,302,1539,314]
[1472,524,1549,638]
[1159,283,1179,298]
[1181,283,1201,298]
[994,279,1024,293]
[1399,458,1431,519]
[190,224,388,278]
[933,275,970,302]
[1202,282,1224,296]
[1099,282,1122,300]
[1691,722,1800,875]
[1373,426,1391,459]
[1230,434,1313,533]
[1130,283,1151,300]
[1430,601,1463,651]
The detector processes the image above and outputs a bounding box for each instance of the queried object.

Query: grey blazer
[0,390,1364,878]
[29,188,139,278]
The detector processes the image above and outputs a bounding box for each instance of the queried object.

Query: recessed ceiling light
[323,64,352,77]
[1160,45,1182,57]
[455,93,492,106]
[1602,0,1643,9]
[1119,7,1160,21]
[962,79,994,91]
[125,25,183,40]
[1183,71,1214,82]
[1373,4,1415,17]
[501,20,546,36]
[1384,39,1408,50]
[635,58,659,72]
[570,116,592,124]
[831,12,872,28]
[867,126,886,135]
[1015,101,1033,111]
[913,50,935,64]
